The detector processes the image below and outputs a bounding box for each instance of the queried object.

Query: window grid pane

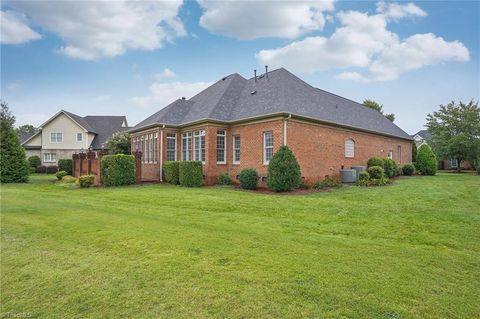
[182,132,192,160]
[264,132,273,163]
[345,139,355,158]
[216,130,226,163]
[233,135,240,163]
[167,133,176,161]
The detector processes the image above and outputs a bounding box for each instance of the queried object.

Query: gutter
[159,125,165,182]
[283,113,291,145]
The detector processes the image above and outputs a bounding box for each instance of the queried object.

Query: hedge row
[101,154,136,187]
[58,159,73,175]
[179,161,203,187]
[163,161,180,184]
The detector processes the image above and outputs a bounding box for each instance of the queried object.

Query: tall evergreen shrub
[101,154,136,186]
[267,145,301,192]
[416,144,437,175]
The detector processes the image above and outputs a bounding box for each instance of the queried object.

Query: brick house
[129,68,413,185]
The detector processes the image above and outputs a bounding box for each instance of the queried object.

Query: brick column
[79,153,86,175]
[86,151,96,174]
[134,151,142,183]
[72,153,79,177]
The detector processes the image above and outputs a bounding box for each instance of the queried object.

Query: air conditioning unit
[340,169,357,183]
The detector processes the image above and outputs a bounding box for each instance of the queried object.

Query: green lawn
[1,174,479,318]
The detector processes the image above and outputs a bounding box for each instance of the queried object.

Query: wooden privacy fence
[72,150,142,186]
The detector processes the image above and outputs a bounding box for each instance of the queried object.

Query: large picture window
[166,133,177,161]
[50,132,63,143]
[263,131,273,164]
[345,139,355,158]
[233,135,240,164]
[194,130,206,162]
[216,130,226,164]
[153,133,158,163]
[182,132,192,161]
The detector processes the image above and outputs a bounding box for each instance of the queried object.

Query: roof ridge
[208,73,248,120]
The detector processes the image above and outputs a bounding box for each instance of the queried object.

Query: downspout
[159,125,165,182]
[283,113,291,145]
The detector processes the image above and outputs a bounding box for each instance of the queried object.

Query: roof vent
[222,77,227,81]
[181,97,186,100]
[258,74,265,79]
[250,90,257,95]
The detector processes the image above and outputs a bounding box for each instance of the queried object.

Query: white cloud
[0,10,41,44]
[256,4,469,82]
[198,0,335,39]
[376,1,427,20]
[6,1,185,60]
[130,81,213,108]
[154,68,176,80]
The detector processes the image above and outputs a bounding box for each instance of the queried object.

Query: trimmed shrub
[28,155,41,168]
[267,145,302,192]
[218,172,233,185]
[55,170,68,180]
[163,161,180,184]
[46,165,58,174]
[238,168,259,190]
[367,157,385,168]
[369,177,391,186]
[313,176,342,190]
[101,154,136,187]
[402,164,415,176]
[62,175,77,183]
[412,142,418,162]
[384,158,397,178]
[416,144,437,175]
[29,167,36,174]
[299,179,311,189]
[36,165,46,173]
[58,159,73,175]
[367,166,384,179]
[78,175,95,188]
[358,170,370,181]
[396,166,403,177]
[179,161,203,187]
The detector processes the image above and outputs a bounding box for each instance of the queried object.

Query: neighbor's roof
[22,110,129,149]
[19,131,35,144]
[131,68,412,140]
[412,130,431,139]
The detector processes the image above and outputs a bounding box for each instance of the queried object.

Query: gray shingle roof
[63,110,97,133]
[19,131,35,144]
[131,68,412,140]
[412,130,431,139]
[83,116,129,149]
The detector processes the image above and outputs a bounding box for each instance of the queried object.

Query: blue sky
[1,0,478,134]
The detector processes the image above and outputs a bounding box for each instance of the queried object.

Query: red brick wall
[131,117,412,185]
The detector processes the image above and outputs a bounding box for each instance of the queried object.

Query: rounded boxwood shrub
[163,161,180,184]
[101,154,136,187]
[367,157,385,168]
[416,144,437,175]
[28,155,41,168]
[46,165,58,174]
[55,170,68,180]
[358,170,370,181]
[62,175,77,183]
[384,158,397,178]
[402,164,415,176]
[179,161,203,187]
[367,166,384,179]
[78,175,95,188]
[36,165,46,173]
[58,159,73,175]
[267,145,301,192]
[218,172,233,185]
[238,168,259,190]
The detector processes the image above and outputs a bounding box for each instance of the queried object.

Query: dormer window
[77,133,83,142]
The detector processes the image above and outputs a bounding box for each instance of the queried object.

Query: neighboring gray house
[22,110,129,165]
[412,130,431,147]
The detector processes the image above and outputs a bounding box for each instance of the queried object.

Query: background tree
[363,99,395,122]
[426,100,480,172]
[0,101,30,183]
[15,124,37,137]
[411,142,418,162]
[106,132,131,154]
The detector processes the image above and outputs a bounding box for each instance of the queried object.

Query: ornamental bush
[78,175,95,188]
[358,170,370,181]
[238,168,258,190]
[28,155,41,168]
[61,175,77,183]
[416,144,437,175]
[313,176,342,190]
[178,161,203,187]
[367,157,385,168]
[218,172,233,185]
[163,161,180,184]
[58,159,73,175]
[267,145,302,192]
[36,165,46,173]
[402,164,415,176]
[367,166,384,179]
[0,103,29,183]
[46,165,58,174]
[101,154,136,187]
[55,170,68,180]
[384,158,397,178]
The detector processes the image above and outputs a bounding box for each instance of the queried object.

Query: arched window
[345,139,355,158]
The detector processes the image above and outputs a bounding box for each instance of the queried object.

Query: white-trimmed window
[153,133,158,162]
[141,136,145,162]
[345,139,355,158]
[263,131,273,164]
[182,132,192,161]
[448,158,458,168]
[167,133,177,161]
[388,151,393,159]
[397,145,401,163]
[216,130,226,164]
[233,135,240,164]
[43,153,56,163]
[194,130,206,162]
[50,132,63,143]
[76,133,83,142]
[148,133,153,163]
